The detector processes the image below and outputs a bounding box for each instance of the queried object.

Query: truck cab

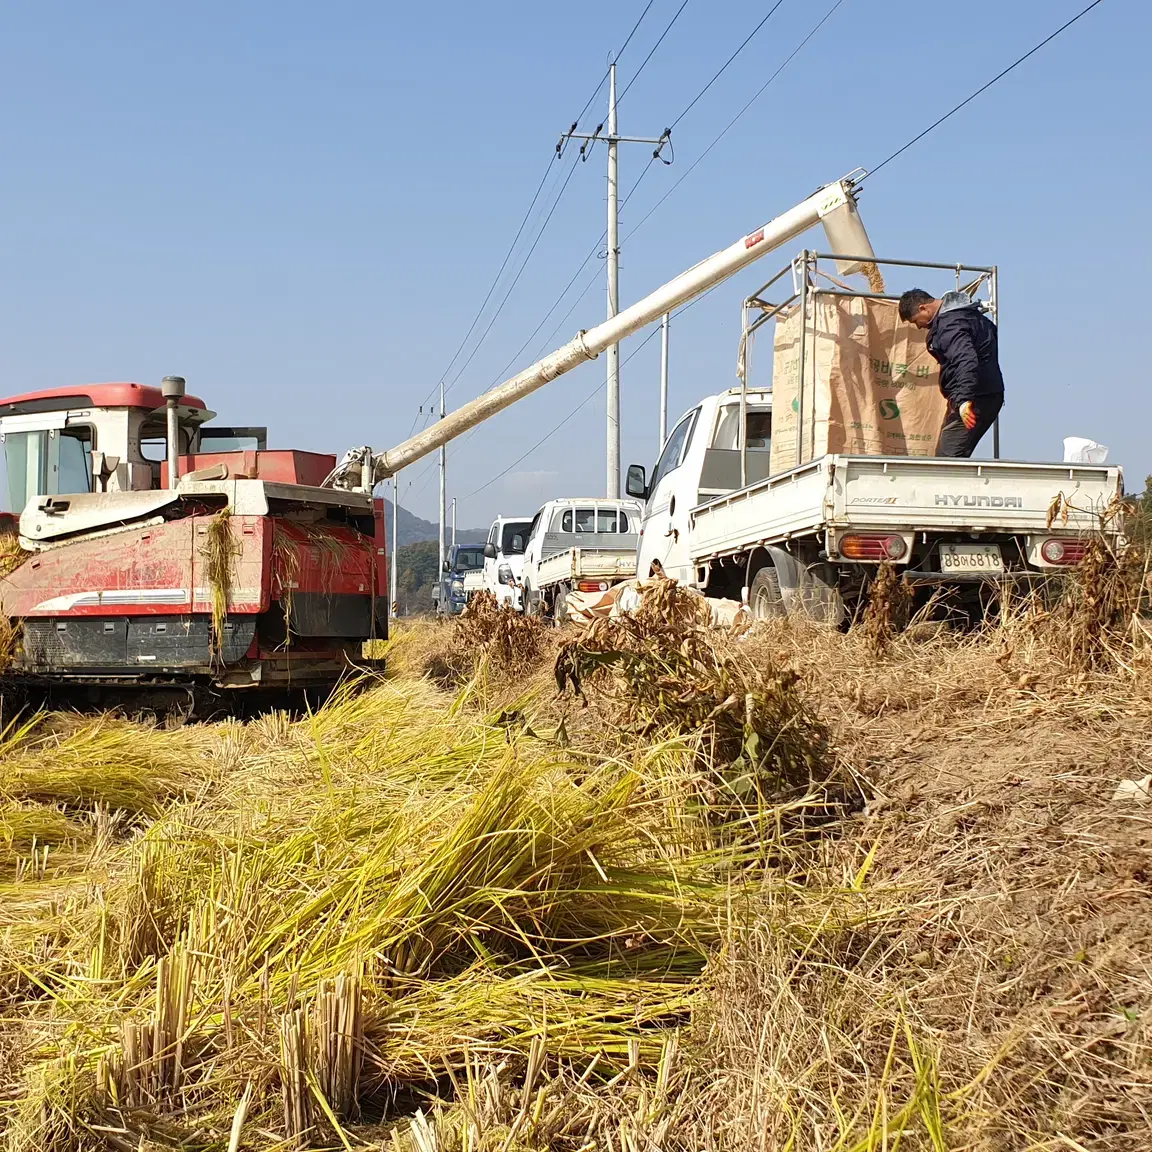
[433,542,486,616]
[482,515,532,609]
[627,388,772,585]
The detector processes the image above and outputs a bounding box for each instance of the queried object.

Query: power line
[864,0,1107,180]
[419,156,557,412]
[411,2,661,423]
[460,282,719,504]
[459,325,663,503]
[484,158,658,391]
[617,0,658,64]
[570,0,659,131]
[446,0,848,501]
[670,0,786,128]
[443,150,582,397]
[509,0,837,394]
[621,0,848,245]
[617,0,692,105]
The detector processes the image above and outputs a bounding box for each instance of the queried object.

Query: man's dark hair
[898,288,935,321]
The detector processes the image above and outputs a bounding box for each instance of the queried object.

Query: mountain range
[381,500,489,548]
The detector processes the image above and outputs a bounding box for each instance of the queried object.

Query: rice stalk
[200,509,243,661]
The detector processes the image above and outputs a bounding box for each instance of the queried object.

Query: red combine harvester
[0,378,387,711]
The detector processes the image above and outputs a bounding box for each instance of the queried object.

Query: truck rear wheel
[552,583,569,626]
[749,566,784,621]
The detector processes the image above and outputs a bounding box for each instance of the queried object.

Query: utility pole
[451,498,457,549]
[605,64,620,497]
[659,312,670,448]
[438,381,446,578]
[559,63,668,498]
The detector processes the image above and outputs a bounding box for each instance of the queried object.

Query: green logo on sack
[791,398,799,413]
[879,399,900,420]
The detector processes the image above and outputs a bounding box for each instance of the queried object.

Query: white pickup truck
[520,498,642,619]
[627,387,1123,624]
[482,515,533,610]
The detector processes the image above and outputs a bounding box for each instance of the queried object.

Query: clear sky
[1,0,1147,526]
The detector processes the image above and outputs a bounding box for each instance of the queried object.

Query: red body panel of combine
[160,450,337,488]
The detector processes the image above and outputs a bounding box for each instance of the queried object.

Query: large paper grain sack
[769,297,946,474]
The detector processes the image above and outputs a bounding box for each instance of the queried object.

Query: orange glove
[959,401,978,430]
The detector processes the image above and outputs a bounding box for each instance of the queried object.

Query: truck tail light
[577,580,610,593]
[839,533,907,561]
[1041,537,1087,565]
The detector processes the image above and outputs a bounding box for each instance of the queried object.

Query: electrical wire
[409,3,659,424]
[445,0,848,506]
[459,281,720,504]
[669,0,786,128]
[492,0,835,405]
[617,0,692,105]
[570,0,659,131]
[622,0,847,245]
[415,157,557,416]
[863,0,1107,181]
[484,157,658,391]
[459,326,663,503]
[442,150,582,396]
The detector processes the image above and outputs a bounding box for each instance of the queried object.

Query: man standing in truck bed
[899,288,1005,458]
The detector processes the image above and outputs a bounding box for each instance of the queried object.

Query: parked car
[482,515,533,609]
[519,498,642,618]
[432,542,487,616]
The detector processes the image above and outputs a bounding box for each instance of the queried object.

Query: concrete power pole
[560,63,668,498]
[659,312,670,448]
[605,63,620,497]
[451,498,457,549]
[438,381,447,578]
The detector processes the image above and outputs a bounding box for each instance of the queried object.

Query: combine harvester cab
[0,381,388,710]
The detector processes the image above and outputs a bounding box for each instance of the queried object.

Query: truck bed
[689,455,1123,561]
[537,545,638,588]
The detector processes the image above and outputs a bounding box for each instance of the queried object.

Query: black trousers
[936,394,1004,458]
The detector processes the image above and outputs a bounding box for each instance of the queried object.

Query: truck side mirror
[483,542,497,559]
[625,464,648,499]
[442,560,450,571]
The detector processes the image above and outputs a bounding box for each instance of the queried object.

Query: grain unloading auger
[325,171,877,487]
[0,171,874,709]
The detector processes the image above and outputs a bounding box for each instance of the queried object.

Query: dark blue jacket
[927,292,1004,407]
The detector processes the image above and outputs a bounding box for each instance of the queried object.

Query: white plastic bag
[1063,436,1109,464]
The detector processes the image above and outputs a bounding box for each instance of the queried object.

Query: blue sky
[1,0,1146,526]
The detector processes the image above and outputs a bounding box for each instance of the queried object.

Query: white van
[482,515,533,609]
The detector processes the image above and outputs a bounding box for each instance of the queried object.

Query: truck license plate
[940,543,1003,573]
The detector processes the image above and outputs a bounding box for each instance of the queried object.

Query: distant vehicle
[520,498,642,619]
[482,516,533,609]
[432,542,486,616]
